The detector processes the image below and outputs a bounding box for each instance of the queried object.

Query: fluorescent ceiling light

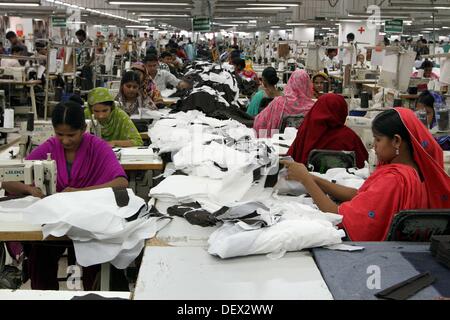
[249,3,299,7]
[67,21,86,24]
[230,21,248,23]
[126,25,148,28]
[236,7,287,10]
[139,14,189,17]
[109,1,188,5]
[0,2,40,7]
[286,23,307,26]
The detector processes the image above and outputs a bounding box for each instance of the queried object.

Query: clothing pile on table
[147,110,372,259]
[0,189,170,269]
[117,147,155,162]
[170,61,254,127]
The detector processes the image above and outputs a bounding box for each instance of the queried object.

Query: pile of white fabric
[11,189,171,268]
[208,200,345,259]
[119,147,155,162]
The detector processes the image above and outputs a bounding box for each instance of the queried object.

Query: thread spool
[360,91,369,109]
[26,112,34,132]
[3,108,14,129]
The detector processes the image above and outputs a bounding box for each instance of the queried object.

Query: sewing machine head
[0,67,26,82]
[409,77,431,88]
[346,116,374,149]
[0,154,57,195]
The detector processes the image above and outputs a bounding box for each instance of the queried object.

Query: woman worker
[2,101,128,289]
[282,108,450,241]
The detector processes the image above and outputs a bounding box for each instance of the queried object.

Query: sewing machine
[408,77,431,89]
[0,67,26,82]
[354,68,379,81]
[346,116,373,149]
[18,119,101,158]
[0,154,57,196]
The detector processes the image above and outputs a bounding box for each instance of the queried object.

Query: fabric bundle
[17,188,170,268]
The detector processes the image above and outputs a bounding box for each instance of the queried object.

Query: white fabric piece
[17,189,168,268]
[208,219,345,259]
[0,196,41,214]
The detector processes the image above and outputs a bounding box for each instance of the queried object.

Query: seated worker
[130,62,164,106]
[253,69,315,137]
[322,48,340,71]
[143,54,189,92]
[232,57,260,85]
[415,90,446,130]
[159,51,171,72]
[247,67,282,117]
[288,93,369,169]
[5,31,28,55]
[2,101,128,290]
[356,53,369,69]
[282,108,450,241]
[312,72,329,99]
[115,70,157,116]
[84,87,143,147]
[412,60,439,91]
[0,46,23,67]
[159,51,180,77]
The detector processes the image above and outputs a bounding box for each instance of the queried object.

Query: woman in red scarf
[282,107,450,241]
[288,93,369,168]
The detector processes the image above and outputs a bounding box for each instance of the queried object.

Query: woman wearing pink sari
[253,69,315,137]
[3,101,128,290]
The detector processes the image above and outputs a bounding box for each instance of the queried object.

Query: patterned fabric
[159,62,170,72]
[115,92,157,116]
[77,38,93,67]
[86,88,143,146]
[131,62,161,102]
[253,69,314,137]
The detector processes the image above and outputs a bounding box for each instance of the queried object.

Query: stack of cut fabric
[119,147,155,162]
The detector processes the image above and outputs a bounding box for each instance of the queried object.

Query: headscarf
[288,93,368,168]
[86,88,143,146]
[131,62,158,99]
[396,107,449,206]
[253,69,314,137]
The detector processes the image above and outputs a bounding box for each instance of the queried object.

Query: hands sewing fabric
[27,186,45,198]
[280,160,312,184]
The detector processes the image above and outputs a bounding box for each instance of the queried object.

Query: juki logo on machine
[5,169,25,176]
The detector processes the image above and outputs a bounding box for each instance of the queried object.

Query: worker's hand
[62,187,79,193]
[178,81,190,90]
[27,186,45,198]
[280,160,310,183]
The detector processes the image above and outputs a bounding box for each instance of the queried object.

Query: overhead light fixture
[139,14,189,17]
[67,21,86,24]
[0,2,40,7]
[125,25,148,28]
[108,1,189,5]
[249,3,299,7]
[236,7,287,10]
[286,23,307,26]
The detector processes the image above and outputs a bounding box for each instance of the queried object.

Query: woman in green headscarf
[85,87,143,147]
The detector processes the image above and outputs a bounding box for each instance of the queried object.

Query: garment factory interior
[0,0,449,302]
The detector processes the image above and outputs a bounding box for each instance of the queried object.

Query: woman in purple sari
[3,101,128,290]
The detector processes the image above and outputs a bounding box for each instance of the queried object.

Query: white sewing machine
[0,67,26,82]
[0,154,57,196]
[346,116,374,149]
[18,120,101,158]
[354,68,379,81]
